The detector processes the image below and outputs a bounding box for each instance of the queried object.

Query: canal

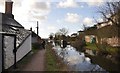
[85,53,119,73]
[52,45,109,72]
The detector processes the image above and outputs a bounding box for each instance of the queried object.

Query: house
[71,33,77,38]
[29,27,44,50]
[84,17,120,47]
[30,28,42,44]
[85,35,96,43]
[84,26,97,43]
[0,1,31,70]
[97,21,112,29]
[77,30,84,35]
[96,22,120,47]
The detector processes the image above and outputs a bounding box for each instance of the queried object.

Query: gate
[2,33,16,71]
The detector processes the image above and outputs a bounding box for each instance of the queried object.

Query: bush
[71,37,86,52]
[32,43,42,50]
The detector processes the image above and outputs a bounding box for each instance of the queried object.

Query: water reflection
[53,45,108,72]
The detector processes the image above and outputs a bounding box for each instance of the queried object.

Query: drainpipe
[36,21,39,35]
[2,35,4,71]
[13,35,17,69]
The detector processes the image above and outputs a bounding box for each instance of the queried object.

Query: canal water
[53,45,108,72]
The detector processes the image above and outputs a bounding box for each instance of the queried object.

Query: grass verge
[85,43,98,51]
[85,43,119,55]
[45,43,68,71]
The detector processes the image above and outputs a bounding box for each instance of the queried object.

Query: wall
[85,36,91,43]
[16,35,31,61]
[32,37,37,43]
[3,35,31,69]
[100,37,120,47]
[85,35,95,43]
[4,36,14,69]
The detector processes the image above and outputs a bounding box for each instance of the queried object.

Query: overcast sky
[0,0,118,38]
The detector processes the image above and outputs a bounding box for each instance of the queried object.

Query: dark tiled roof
[71,33,77,36]
[1,13,23,28]
[32,31,41,39]
[32,31,37,37]
[1,13,31,48]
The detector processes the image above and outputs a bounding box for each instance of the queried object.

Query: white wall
[16,35,31,61]
[4,36,14,69]
[3,35,31,69]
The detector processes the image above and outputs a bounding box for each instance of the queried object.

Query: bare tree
[83,24,87,31]
[49,33,54,40]
[98,2,120,26]
[58,28,68,36]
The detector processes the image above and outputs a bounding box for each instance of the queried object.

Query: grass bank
[45,43,68,71]
[85,43,120,73]
[85,43,119,55]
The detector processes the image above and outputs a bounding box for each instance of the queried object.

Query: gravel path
[22,49,46,71]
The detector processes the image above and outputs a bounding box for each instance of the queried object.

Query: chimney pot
[30,27,32,31]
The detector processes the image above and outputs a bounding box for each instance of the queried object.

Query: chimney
[5,0,14,18]
[36,21,39,35]
[30,27,32,31]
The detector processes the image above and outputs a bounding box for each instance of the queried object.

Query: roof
[32,31,41,39]
[78,31,84,32]
[1,13,23,28]
[0,13,31,48]
[71,33,77,37]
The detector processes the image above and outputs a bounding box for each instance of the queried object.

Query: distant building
[0,1,31,70]
[31,30,42,44]
[71,33,77,37]
[77,31,84,35]
[97,21,112,29]
[84,18,120,47]
[84,26,97,43]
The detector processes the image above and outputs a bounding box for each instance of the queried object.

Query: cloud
[0,0,52,38]
[0,0,22,6]
[0,0,5,5]
[57,0,79,8]
[0,6,4,12]
[47,26,56,30]
[0,0,51,22]
[12,0,51,29]
[83,17,93,25]
[5,0,12,2]
[65,13,80,23]
[86,0,104,6]
[98,18,103,22]
[56,19,61,23]
[32,2,50,10]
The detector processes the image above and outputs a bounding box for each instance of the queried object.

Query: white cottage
[0,0,31,70]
